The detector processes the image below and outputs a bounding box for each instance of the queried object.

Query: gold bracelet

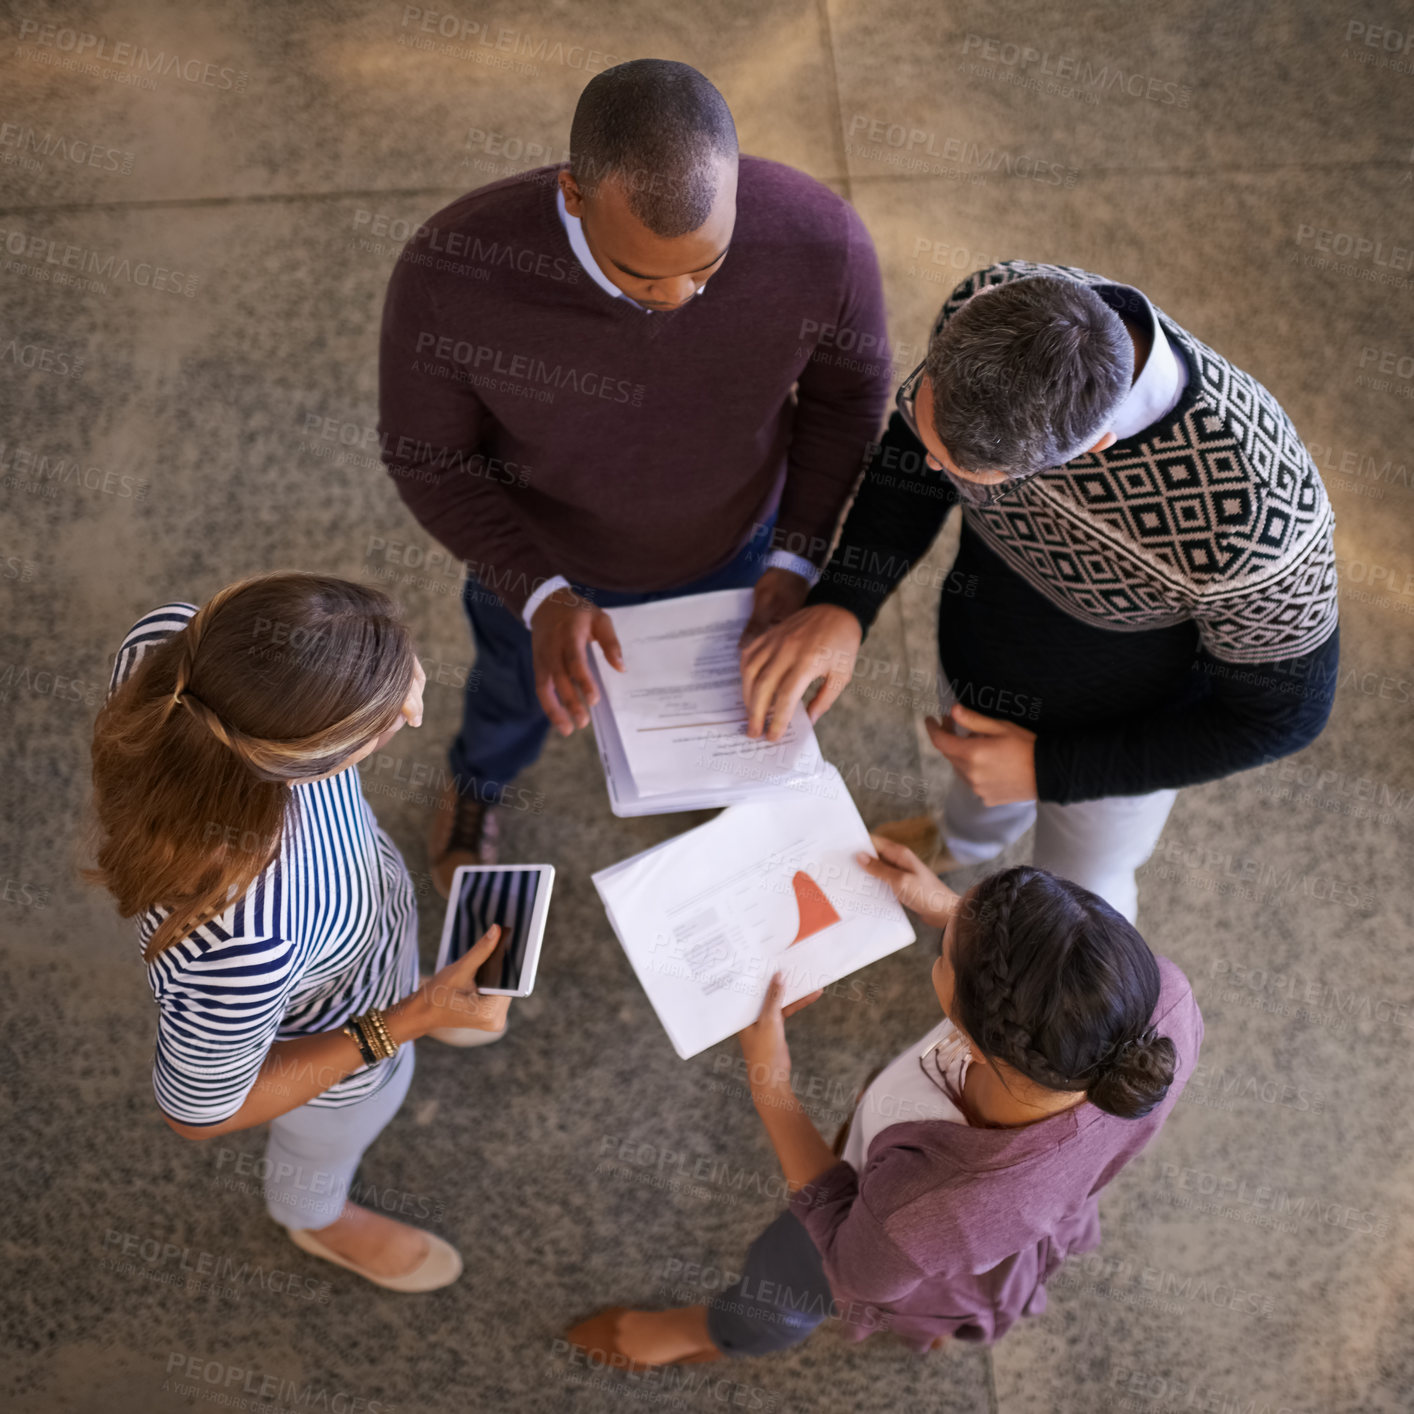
[342,1020,379,1067]
[358,1015,388,1062]
[367,1009,395,1059]
[362,1008,398,1061]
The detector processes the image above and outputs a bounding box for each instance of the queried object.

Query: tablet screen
[447,867,546,991]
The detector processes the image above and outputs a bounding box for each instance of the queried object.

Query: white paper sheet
[593,765,916,1058]
[589,589,821,811]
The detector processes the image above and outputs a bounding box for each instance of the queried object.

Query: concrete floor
[4,2,1413,1411]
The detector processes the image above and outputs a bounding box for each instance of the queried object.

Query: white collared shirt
[556,186,655,311]
[556,186,711,314]
[520,190,817,627]
[1097,285,1188,440]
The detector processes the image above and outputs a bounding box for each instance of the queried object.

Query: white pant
[263,1041,416,1230]
[943,776,1177,924]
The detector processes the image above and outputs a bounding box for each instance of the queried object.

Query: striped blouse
[109,603,420,1126]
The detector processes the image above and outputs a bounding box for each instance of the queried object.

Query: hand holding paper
[593,765,915,1058]
[861,834,961,929]
[588,589,827,816]
[739,566,812,649]
[740,602,863,741]
[737,971,823,1100]
[531,586,624,735]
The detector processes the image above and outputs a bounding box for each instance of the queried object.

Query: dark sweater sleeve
[377,249,555,617]
[1034,623,1340,804]
[775,201,894,568]
[806,410,959,633]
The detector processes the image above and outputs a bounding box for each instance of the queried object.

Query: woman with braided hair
[89,574,510,1291]
[568,837,1202,1364]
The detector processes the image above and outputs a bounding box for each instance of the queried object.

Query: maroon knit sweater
[377,158,891,615]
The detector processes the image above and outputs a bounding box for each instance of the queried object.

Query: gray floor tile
[4,2,1412,1411]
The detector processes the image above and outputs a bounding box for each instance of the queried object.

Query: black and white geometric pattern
[935,262,1339,665]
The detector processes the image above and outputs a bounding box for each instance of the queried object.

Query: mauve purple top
[789,956,1203,1351]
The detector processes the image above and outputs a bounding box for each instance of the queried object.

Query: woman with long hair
[567,838,1203,1361]
[89,573,507,1291]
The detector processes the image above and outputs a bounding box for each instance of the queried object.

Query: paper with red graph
[592,764,916,1058]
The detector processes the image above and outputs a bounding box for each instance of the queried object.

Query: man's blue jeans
[449,526,774,802]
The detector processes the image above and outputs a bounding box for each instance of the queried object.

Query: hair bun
[1088,1029,1177,1120]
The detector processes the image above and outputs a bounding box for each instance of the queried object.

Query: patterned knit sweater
[810,261,1340,804]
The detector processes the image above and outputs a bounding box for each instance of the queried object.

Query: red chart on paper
[790,870,842,944]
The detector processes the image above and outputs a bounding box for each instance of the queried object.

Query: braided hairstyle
[89,573,416,959]
[949,866,1177,1119]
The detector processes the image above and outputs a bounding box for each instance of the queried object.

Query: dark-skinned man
[378,59,890,902]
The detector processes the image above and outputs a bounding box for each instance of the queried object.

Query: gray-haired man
[742,261,1339,922]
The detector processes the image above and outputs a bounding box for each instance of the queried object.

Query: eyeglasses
[917,1027,976,1112]
[895,360,1034,509]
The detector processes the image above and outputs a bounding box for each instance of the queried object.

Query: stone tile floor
[3,2,1411,1410]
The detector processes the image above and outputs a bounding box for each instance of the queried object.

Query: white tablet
[435,864,555,997]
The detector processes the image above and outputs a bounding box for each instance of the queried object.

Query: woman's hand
[738,972,821,1106]
[860,834,959,930]
[390,925,511,1039]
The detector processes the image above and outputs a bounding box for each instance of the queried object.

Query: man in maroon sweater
[378,60,890,894]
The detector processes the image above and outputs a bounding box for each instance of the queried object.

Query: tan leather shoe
[564,1307,721,1373]
[872,814,962,872]
[288,1224,463,1292]
[427,780,499,898]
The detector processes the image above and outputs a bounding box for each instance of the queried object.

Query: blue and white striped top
[110,603,420,1126]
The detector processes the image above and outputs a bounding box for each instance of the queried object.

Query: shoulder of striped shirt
[143,887,303,1000]
[108,601,199,695]
[147,928,302,993]
[142,767,376,981]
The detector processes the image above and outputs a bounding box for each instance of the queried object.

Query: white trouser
[942,775,1178,924]
[263,1041,416,1231]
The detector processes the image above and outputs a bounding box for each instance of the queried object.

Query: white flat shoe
[428,1022,508,1047]
[288,1224,463,1292]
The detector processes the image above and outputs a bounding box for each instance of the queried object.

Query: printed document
[588,589,825,816]
[593,765,916,1058]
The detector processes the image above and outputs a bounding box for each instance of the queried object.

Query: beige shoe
[872,814,963,872]
[288,1223,463,1292]
[427,1021,508,1048]
[427,780,499,898]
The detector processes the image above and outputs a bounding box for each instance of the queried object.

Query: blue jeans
[450,526,774,800]
[705,1210,835,1356]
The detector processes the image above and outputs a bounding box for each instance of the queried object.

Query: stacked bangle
[363,1008,396,1059]
[342,1021,378,1066]
[341,1009,398,1067]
